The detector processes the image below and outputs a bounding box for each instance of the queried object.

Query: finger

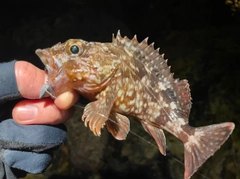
[15,61,46,99]
[12,98,73,125]
[54,90,80,110]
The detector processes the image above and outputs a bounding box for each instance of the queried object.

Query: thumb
[15,61,46,99]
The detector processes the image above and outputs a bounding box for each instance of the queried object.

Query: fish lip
[36,49,54,72]
[36,48,64,97]
[35,49,51,65]
[36,48,63,75]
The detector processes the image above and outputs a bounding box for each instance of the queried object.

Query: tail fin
[183,122,235,179]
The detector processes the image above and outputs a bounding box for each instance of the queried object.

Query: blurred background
[0,0,239,178]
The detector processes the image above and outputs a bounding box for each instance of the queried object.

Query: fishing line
[73,103,210,179]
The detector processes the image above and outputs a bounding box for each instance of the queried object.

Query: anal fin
[142,122,166,155]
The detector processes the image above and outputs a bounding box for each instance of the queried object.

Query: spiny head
[36,39,121,96]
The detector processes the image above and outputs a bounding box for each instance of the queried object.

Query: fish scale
[36,30,235,179]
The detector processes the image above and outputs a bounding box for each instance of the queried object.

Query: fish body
[36,31,235,179]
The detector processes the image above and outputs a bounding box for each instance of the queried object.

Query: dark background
[0,0,239,179]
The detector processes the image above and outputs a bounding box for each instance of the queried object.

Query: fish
[35,31,235,179]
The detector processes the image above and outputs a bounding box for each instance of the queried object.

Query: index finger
[54,90,80,110]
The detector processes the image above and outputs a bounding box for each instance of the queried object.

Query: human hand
[12,61,80,124]
[0,60,77,179]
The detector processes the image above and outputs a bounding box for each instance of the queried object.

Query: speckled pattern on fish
[36,31,235,179]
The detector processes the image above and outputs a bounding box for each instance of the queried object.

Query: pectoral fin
[82,101,108,136]
[82,85,117,136]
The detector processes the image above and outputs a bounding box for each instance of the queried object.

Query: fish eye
[70,45,80,54]
[66,40,85,56]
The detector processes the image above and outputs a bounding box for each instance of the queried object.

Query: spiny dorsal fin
[112,31,192,118]
[112,30,171,82]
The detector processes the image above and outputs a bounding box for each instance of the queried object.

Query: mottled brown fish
[36,31,235,179]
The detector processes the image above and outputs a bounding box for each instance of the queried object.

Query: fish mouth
[36,48,65,97]
[35,49,63,72]
[36,49,49,64]
[36,49,53,71]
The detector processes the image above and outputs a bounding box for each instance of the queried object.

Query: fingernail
[16,105,38,121]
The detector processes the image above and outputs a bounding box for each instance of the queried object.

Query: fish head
[36,39,121,97]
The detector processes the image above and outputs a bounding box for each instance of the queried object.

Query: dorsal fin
[174,79,192,119]
[112,30,192,119]
[112,30,172,83]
